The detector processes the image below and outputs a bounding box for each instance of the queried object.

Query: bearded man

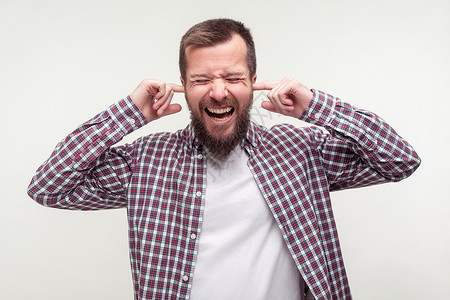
[28,18,420,300]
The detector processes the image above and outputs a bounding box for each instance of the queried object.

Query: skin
[129,35,314,130]
[180,34,256,140]
[254,78,314,119]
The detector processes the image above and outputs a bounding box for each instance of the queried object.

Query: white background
[1,0,449,299]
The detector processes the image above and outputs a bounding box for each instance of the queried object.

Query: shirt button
[314,113,321,120]
[190,233,197,240]
[182,275,189,282]
[196,191,202,197]
[197,154,203,159]
[126,117,135,125]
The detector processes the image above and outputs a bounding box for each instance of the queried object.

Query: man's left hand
[253,77,313,118]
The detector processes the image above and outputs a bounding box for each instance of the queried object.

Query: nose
[209,80,228,101]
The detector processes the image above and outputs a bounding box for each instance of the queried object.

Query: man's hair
[179,18,256,81]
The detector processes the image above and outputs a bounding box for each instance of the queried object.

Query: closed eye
[194,79,209,84]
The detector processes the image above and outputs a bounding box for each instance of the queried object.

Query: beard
[187,93,253,161]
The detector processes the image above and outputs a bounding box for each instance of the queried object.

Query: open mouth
[205,106,235,122]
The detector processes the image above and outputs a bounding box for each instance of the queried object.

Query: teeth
[211,114,232,121]
[207,107,232,114]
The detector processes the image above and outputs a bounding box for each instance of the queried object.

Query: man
[28,18,420,300]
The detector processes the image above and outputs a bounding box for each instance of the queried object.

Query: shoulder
[248,122,329,159]
[257,123,325,145]
[130,125,193,155]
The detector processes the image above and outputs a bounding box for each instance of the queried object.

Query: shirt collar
[184,123,201,149]
[241,121,261,151]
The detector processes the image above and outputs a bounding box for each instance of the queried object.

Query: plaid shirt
[28,90,420,300]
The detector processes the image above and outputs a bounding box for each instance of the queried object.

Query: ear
[180,76,185,87]
[252,74,257,84]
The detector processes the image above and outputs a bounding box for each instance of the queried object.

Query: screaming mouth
[205,107,235,121]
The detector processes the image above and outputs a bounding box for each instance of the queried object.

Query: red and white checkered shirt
[28,90,420,300]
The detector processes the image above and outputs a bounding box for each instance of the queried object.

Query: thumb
[158,103,182,118]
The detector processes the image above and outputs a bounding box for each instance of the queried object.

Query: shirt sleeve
[27,96,147,210]
[300,89,421,191]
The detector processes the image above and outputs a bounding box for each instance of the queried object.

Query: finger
[153,82,167,102]
[262,100,294,115]
[267,81,288,111]
[167,83,185,93]
[274,81,294,106]
[262,100,294,116]
[157,90,175,116]
[253,81,280,91]
[143,79,164,96]
[156,84,185,114]
[159,103,182,118]
[154,83,183,107]
[261,101,276,113]
[281,98,294,106]
[154,88,172,112]
[267,89,283,111]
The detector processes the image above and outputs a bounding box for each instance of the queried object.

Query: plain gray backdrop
[1,0,449,299]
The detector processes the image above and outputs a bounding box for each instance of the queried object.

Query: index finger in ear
[168,83,185,93]
[253,81,280,91]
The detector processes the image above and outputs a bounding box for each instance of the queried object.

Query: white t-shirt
[189,146,301,299]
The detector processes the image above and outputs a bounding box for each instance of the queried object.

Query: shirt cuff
[106,96,147,134]
[299,89,336,126]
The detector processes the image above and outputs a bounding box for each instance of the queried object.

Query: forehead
[185,35,249,76]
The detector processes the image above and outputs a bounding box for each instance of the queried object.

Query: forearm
[301,90,421,189]
[27,97,146,209]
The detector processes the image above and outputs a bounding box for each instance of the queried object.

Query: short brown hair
[179,18,256,81]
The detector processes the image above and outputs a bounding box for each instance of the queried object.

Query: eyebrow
[189,73,209,79]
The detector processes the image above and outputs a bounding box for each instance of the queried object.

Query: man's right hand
[129,79,184,123]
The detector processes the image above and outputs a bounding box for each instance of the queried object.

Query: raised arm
[255,78,421,189]
[27,80,184,209]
